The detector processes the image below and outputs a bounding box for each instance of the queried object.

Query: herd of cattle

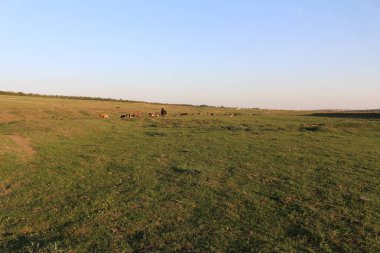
[99,107,249,119]
[99,108,167,119]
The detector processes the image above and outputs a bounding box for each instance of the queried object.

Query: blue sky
[0,0,379,109]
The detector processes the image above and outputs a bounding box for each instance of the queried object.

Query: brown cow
[99,114,109,119]
[148,112,160,118]
[126,111,141,119]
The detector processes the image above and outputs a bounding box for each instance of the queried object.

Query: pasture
[0,95,379,252]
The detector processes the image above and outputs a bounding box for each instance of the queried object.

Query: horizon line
[1,90,379,112]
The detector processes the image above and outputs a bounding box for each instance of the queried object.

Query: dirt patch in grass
[8,134,36,155]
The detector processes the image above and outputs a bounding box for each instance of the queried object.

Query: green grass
[0,95,379,252]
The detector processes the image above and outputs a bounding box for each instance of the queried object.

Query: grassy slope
[0,95,379,252]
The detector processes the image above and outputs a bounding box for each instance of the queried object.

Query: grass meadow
[0,95,379,252]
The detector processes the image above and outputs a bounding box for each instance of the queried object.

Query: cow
[148,112,160,118]
[180,113,188,116]
[161,108,167,116]
[120,114,126,119]
[126,111,141,119]
[99,114,109,119]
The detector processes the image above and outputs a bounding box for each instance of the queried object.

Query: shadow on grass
[145,131,166,137]
[170,164,201,175]
[305,113,380,119]
[1,234,63,252]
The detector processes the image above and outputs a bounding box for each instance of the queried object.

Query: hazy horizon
[1,1,379,110]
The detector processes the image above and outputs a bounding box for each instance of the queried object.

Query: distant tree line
[0,90,134,102]
[0,90,223,108]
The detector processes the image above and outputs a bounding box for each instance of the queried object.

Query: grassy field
[0,94,379,252]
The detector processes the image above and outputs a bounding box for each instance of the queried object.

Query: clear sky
[0,0,379,109]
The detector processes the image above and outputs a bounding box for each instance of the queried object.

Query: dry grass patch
[8,134,36,155]
[0,134,36,162]
[0,180,21,197]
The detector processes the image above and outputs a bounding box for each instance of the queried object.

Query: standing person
[161,108,167,116]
